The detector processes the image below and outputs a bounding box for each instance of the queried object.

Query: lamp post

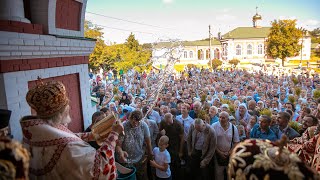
[209,25,212,69]
[300,29,306,68]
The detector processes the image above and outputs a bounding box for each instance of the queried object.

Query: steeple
[253,6,262,28]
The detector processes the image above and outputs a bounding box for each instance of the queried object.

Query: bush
[208,59,222,69]
[229,59,240,66]
[186,64,196,69]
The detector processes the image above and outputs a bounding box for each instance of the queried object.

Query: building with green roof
[152,9,311,66]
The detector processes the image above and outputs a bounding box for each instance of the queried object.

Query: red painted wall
[0,20,43,34]
[56,0,82,31]
[28,73,84,133]
[0,56,89,73]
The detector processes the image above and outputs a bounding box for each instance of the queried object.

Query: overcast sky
[85,0,320,44]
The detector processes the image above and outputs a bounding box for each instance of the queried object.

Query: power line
[86,11,175,30]
[96,24,155,35]
[85,11,207,39]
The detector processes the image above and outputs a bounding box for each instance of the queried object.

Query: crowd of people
[87,66,320,180]
[1,65,320,179]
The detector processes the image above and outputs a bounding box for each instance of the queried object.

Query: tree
[84,24,152,72]
[228,59,240,67]
[266,19,303,67]
[113,33,152,72]
[84,20,107,71]
[125,33,139,51]
[310,27,320,44]
[208,59,222,69]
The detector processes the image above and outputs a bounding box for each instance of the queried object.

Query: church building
[153,9,311,66]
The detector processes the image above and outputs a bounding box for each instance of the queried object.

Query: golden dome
[253,13,262,20]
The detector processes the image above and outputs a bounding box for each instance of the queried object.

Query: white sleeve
[233,125,240,143]
[165,151,171,164]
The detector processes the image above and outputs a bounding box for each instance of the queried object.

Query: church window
[198,50,204,60]
[247,44,253,55]
[236,45,242,55]
[184,51,188,58]
[258,44,263,54]
[189,51,193,58]
[206,49,210,59]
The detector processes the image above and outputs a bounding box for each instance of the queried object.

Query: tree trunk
[282,59,285,67]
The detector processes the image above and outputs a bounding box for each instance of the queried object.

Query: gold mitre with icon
[26,78,69,118]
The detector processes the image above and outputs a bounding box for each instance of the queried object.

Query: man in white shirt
[176,103,194,142]
[211,111,240,180]
[176,103,194,166]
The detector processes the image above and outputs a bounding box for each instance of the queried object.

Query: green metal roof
[154,39,221,48]
[184,39,221,46]
[222,27,271,39]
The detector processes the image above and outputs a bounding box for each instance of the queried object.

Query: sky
[85,0,320,44]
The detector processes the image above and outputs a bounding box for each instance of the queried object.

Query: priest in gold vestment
[20,80,123,180]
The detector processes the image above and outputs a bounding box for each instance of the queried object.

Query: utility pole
[209,25,212,69]
[300,29,305,69]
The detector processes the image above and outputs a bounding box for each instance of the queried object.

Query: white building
[153,11,311,66]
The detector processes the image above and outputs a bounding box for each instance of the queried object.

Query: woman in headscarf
[256,100,265,111]
[235,103,251,127]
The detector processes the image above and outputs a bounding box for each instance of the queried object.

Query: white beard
[62,114,72,125]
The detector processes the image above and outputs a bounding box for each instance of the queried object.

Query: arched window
[189,51,193,58]
[236,44,241,55]
[247,44,252,55]
[223,44,228,56]
[184,51,188,58]
[200,50,204,60]
[206,49,210,59]
[197,50,201,60]
[214,48,220,59]
[258,44,263,54]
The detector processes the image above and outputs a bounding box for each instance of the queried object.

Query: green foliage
[113,86,119,95]
[260,108,272,118]
[114,95,120,102]
[266,19,303,67]
[310,28,320,37]
[186,64,196,69]
[84,20,107,71]
[113,33,152,72]
[219,99,235,116]
[310,28,320,44]
[84,20,104,40]
[289,121,301,133]
[197,110,208,122]
[200,94,207,103]
[292,77,299,85]
[173,65,185,72]
[288,95,295,104]
[294,87,301,97]
[228,59,240,66]
[208,59,222,69]
[84,22,151,72]
[228,104,235,116]
[125,33,139,51]
[313,90,320,99]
